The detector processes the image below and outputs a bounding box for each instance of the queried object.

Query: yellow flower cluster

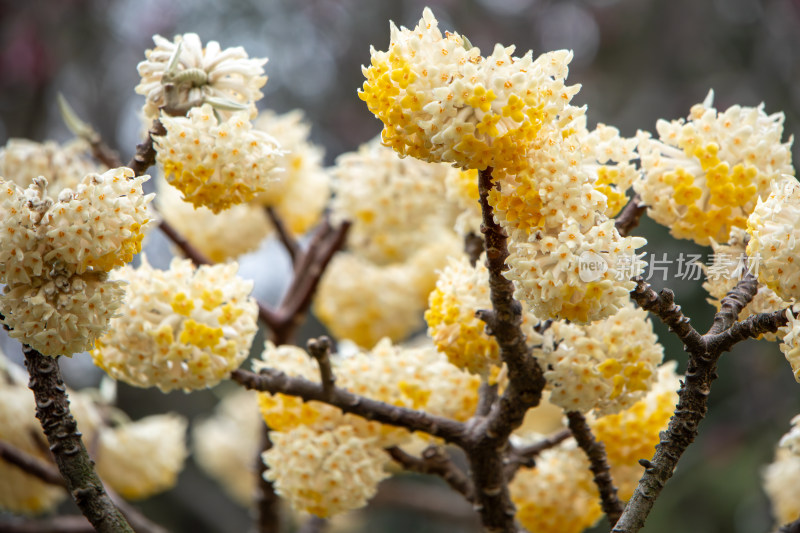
[136,32,267,121]
[703,227,786,341]
[510,445,602,533]
[92,257,258,392]
[0,138,102,196]
[636,90,794,245]
[193,390,261,506]
[425,256,500,376]
[0,168,153,355]
[155,104,282,213]
[590,362,680,499]
[763,415,800,526]
[253,110,331,235]
[263,425,390,517]
[316,140,462,347]
[542,302,664,415]
[746,177,800,302]
[359,8,578,175]
[96,414,188,500]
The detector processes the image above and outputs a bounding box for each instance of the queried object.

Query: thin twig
[254,423,281,533]
[231,368,465,445]
[126,120,164,177]
[306,336,335,398]
[0,439,65,486]
[266,206,300,263]
[567,411,623,525]
[614,194,646,237]
[475,382,497,417]
[23,348,133,533]
[504,429,571,480]
[464,232,484,266]
[386,445,475,502]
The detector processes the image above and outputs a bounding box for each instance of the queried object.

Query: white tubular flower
[703,228,786,341]
[263,425,390,518]
[92,257,258,392]
[360,7,579,174]
[330,139,459,264]
[579,122,640,218]
[746,177,800,302]
[193,390,261,506]
[542,302,664,416]
[635,90,794,245]
[0,138,102,195]
[0,168,153,285]
[1,270,125,357]
[155,104,283,213]
[96,414,188,500]
[506,218,646,324]
[155,178,271,262]
[779,305,800,382]
[253,110,331,235]
[763,415,800,526]
[136,33,267,120]
[510,444,602,533]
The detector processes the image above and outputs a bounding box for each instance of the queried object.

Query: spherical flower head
[506,218,647,323]
[763,415,800,526]
[0,138,102,196]
[156,177,271,262]
[359,7,579,173]
[779,305,800,382]
[155,104,282,213]
[1,270,125,357]
[510,444,602,533]
[746,177,800,301]
[425,255,500,376]
[542,302,664,415]
[136,33,267,121]
[0,168,154,286]
[703,227,787,341]
[314,234,461,348]
[590,361,680,499]
[92,257,258,392]
[193,390,261,506]
[264,425,390,518]
[96,414,188,500]
[635,90,794,245]
[330,138,459,264]
[253,110,331,235]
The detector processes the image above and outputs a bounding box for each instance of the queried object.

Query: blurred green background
[1,0,800,531]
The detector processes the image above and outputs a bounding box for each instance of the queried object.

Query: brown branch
[464,231,484,267]
[23,348,133,533]
[709,307,791,354]
[567,411,623,525]
[476,382,497,417]
[0,439,65,486]
[0,516,94,533]
[504,429,572,480]
[231,368,466,445]
[126,120,164,177]
[307,336,335,398]
[386,445,475,502]
[614,194,646,237]
[266,206,300,263]
[254,423,281,533]
[613,274,764,532]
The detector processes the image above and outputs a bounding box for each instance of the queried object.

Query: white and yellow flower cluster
[92,257,258,392]
[155,104,283,213]
[0,168,153,355]
[136,32,267,121]
[763,414,800,527]
[636,90,794,245]
[315,140,462,347]
[255,339,479,516]
[746,176,800,302]
[542,302,664,415]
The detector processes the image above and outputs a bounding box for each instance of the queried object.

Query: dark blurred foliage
[1,0,800,532]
